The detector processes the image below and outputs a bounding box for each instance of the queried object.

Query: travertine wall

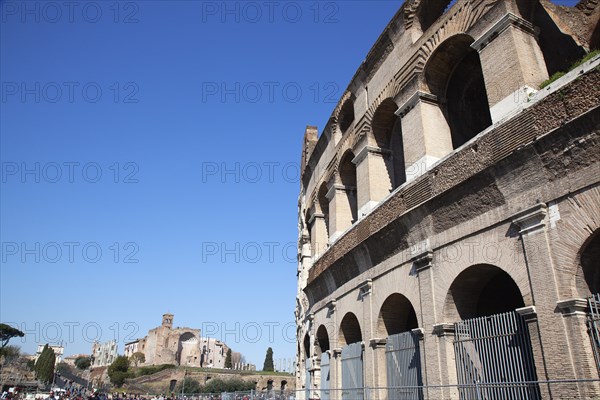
[296,0,600,398]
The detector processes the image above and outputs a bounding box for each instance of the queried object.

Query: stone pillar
[352,145,393,217]
[512,204,579,399]
[413,252,447,397]
[369,338,387,400]
[331,348,342,400]
[472,13,549,115]
[557,299,600,398]
[359,280,375,396]
[327,184,356,242]
[432,323,458,399]
[515,306,552,399]
[309,213,328,258]
[397,92,453,182]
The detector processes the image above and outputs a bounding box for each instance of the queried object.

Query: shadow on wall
[534,4,586,76]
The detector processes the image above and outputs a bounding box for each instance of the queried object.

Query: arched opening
[303,333,311,359]
[447,265,539,398]
[425,34,492,149]
[315,325,330,356]
[339,151,358,225]
[377,293,418,337]
[378,294,423,399]
[280,380,287,391]
[591,21,600,50]
[372,99,406,189]
[315,325,331,398]
[445,264,525,320]
[339,98,355,133]
[339,312,362,346]
[581,230,600,294]
[417,0,454,33]
[533,4,586,76]
[177,332,197,366]
[339,313,364,399]
[318,184,329,236]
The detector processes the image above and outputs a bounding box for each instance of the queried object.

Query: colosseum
[295,0,600,399]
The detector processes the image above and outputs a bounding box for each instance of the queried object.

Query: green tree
[177,377,201,394]
[129,351,145,367]
[75,356,91,370]
[0,324,24,349]
[34,344,56,384]
[224,348,232,369]
[107,355,130,387]
[262,347,274,372]
[0,345,20,364]
[201,379,254,393]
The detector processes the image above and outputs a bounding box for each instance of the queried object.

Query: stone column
[557,298,600,398]
[432,323,458,399]
[359,280,375,397]
[309,213,328,258]
[472,13,549,118]
[352,145,393,217]
[331,348,342,400]
[413,251,447,397]
[514,306,552,399]
[327,184,356,242]
[397,92,453,182]
[512,204,578,399]
[369,338,387,400]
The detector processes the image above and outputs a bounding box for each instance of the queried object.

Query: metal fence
[196,380,599,400]
[385,331,423,400]
[321,352,330,400]
[341,343,364,400]
[453,310,540,400]
[588,293,600,375]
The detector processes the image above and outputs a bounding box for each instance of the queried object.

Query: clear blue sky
[0,0,579,367]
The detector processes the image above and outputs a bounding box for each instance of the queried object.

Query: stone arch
[377,293,419,337]
[371,98,406,189]
[404,0,455,33]
[318,183,329,235]
[338,96,356,134]
[533,2,586,76]
[338,150,358,225]
[303,333,311,359]
[591,18,600,50]
[578,229,600,295]
[443,264,525,321]
[177,332,197,366]
[339,312,362,346]
[315,324,330,357]
[424,33,492,149]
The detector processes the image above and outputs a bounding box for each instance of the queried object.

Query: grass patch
[133,364,176,377]
[539,49,600,89]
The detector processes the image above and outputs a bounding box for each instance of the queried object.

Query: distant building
[63,354,89,367]
[34,344,63,364]
[91,340,118,367]
[124,339,141,358]
[136,314,242,369]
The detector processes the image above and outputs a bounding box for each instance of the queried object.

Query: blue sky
[0,0,406,367]
[0,0,580,368]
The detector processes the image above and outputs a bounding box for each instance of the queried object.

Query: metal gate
[321,352,330,400]
[386,331,424,400]
[587,293,600,374]
[305,357,312,400]
[341,342,364,400]
[453,310,540,400]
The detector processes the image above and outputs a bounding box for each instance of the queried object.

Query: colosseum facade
[295,0,600,399]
